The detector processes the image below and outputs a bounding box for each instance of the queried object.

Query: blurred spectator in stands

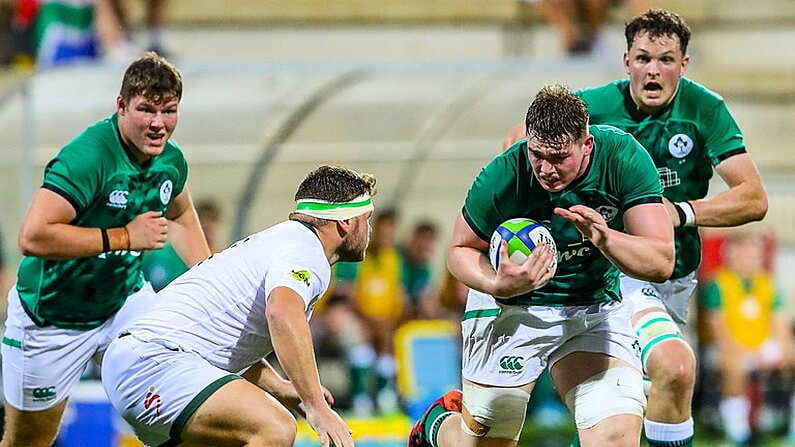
[311,291,375,416]
[353,208,405,414]
[400,220,439,319]
[0,0,13,66]
[524,0,650,56]
[97,0,169,62]
[142,198,222,291]
[93,0,134,63]
[701,231,795,446]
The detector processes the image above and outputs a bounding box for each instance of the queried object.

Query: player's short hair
[525,84,589,149]
[290,165,377,225]
[625,9,691,55]
[119,52,183,103]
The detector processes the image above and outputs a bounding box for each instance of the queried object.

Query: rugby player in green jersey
[1,53,211,447]
[409,85,673,447]
[503,10,768,447]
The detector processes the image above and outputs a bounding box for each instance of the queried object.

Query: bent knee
[251,410,297,447]
[565,367,646,431]
[647,341,696,386]
[462,382,531,440]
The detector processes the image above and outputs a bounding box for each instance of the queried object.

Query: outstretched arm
[267,287,352,447]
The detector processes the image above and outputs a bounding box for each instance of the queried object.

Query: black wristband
[100,228,110,252]
[673,202,687,228]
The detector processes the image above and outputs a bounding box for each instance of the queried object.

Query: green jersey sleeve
[702,99,745,166]
[617,135,664,208]
[42,134,106,212]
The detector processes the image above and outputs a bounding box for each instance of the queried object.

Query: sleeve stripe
[716,147,747,163]
[461,206,490,242]
[625,196,662,210]
[42,183,81,214]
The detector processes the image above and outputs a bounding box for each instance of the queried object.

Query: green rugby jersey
[16,114,188,329]
[578,78,746,278]
[463,125,662,306]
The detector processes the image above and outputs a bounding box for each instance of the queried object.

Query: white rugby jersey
[126,220,331,373]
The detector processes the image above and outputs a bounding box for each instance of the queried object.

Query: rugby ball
[489,218,557,274]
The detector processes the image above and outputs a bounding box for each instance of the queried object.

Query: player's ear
[623,52,631,75]
[582,134,594,156]
[116,96,127,114]
[680,54,690,75]
[336,218,352,237]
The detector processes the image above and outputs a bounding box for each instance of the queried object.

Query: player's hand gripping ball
[489,218,557,275]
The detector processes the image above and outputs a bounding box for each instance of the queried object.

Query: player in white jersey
[102,165,376,447]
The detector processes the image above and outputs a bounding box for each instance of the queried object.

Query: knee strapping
[461,381,530,440]
[564,366,646,429]
[634,311,683,371]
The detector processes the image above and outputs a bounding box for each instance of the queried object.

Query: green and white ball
[489,218,557,273]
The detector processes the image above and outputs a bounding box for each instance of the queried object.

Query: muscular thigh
[179,379,296,447]
[101,335,244,447]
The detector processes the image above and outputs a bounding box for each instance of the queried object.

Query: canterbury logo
[31,386,56,401]
[107,190,129,208]
[641,287,659,298]
[499,355,524,371]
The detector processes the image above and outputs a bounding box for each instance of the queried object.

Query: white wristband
[676,201,696,227]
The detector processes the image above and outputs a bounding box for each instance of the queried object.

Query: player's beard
[337,238,366,262]
[337,224,368,262]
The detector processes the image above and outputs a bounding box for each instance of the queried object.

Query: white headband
[295,194,373,220]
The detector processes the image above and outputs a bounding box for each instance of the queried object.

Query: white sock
[644,418,694,442]
[719,396,751,443]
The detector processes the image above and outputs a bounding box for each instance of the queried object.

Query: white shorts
[620,273,697,326]
[461,290,641,387]
[1,283,157,410]
[101,334,242,447]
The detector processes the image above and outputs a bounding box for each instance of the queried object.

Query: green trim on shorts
[167,374,242,444]
[2,337,22,348]
[640,333,681,366]
[462,308,500,321]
